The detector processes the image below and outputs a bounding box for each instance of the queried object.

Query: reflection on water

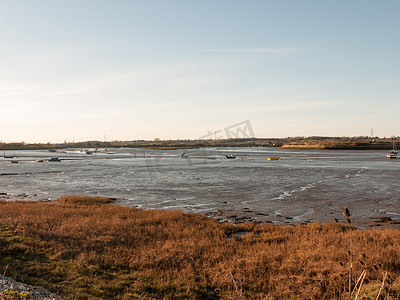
[1,147,399,224]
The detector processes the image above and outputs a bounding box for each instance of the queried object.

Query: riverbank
[0,196,400,299]
[204,205,400,230]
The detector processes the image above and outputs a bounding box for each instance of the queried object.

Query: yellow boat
[267,157,280,160]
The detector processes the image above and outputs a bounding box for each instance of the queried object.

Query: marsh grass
[0,197,400,299]
[58,195,116,205]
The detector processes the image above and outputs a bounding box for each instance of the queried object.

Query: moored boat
[226,155,236,159]
[267,157,280,160]
[387,150,398,159]
[387,139,398,159]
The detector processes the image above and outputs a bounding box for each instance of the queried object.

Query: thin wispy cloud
[201,48,301,54]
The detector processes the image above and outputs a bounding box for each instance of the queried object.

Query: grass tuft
[57,195,116,205]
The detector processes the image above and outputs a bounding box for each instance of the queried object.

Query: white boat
[387,150,398,159]
[387,140,398,159]
[226,154,236,159]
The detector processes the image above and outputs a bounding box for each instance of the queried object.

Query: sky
[0,0,399,143]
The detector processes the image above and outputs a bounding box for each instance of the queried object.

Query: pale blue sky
[1,0,399,142]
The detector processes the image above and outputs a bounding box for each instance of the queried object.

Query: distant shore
[281,142,394,150]
[0,136,396,151]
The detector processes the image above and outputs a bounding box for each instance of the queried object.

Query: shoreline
[203,206,400,230]
[2,193,399,230]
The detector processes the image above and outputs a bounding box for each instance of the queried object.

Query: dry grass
[0,197,399,299]
[58,195,116,205]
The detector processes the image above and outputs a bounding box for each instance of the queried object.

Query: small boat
[387,150,398,159]
[36,159,45,162]
[181,152,189,158]
[49,149,57,152]
[226,155,236,159]
[387,140,398,159]
[11,160,19,164]
[86,151,93,155]
[267,157,280,161]
[49,157,61,162]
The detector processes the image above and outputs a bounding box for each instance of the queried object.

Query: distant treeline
[0,136,396,150]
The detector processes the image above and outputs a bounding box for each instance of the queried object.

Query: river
[1,147,399,227]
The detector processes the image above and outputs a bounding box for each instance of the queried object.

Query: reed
[343,206,353,299]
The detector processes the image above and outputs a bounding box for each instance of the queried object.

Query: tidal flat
[1,147,399,229]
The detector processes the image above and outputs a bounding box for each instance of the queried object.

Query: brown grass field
[0,196,400,299]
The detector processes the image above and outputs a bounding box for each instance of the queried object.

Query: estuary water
[1,147,399,226]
